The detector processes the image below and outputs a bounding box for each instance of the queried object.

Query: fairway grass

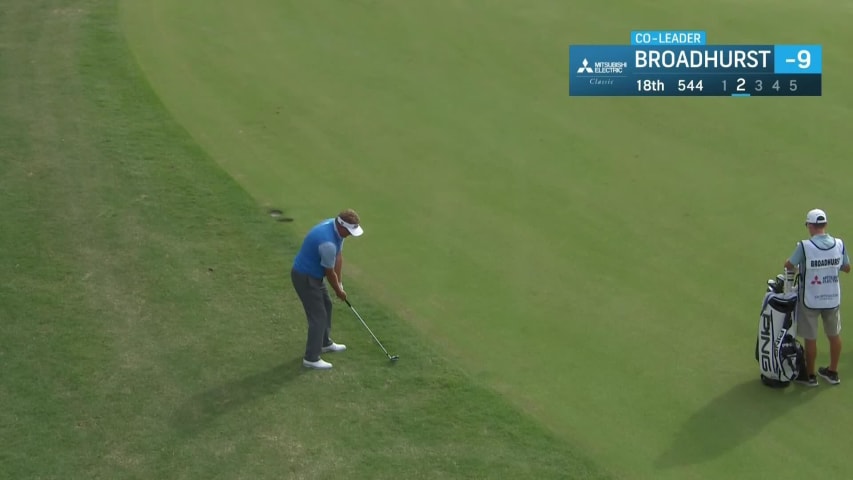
[1,1,609,479]
[120,1,853,479]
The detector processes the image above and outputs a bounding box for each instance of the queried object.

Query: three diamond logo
[577,58,594,74]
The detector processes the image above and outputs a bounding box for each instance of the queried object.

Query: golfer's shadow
[655,378,825,469]
[172,360,303,435]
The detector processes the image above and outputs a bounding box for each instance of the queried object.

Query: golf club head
[389,355,399,362]
[766,274,786,294]
[767,279,779,293]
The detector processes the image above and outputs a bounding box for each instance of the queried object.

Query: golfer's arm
[324,268,343,294]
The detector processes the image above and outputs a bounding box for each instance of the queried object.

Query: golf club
[344,299,399,361]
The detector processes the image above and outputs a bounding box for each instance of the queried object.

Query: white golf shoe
[322,342,347,353]
[302,358,333,369]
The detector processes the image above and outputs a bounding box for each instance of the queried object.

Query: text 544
[678,80,704,92]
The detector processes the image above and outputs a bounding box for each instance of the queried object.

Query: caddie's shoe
[302,358,333,369]
[794,374,819,387]
[322,342,347,353]
[818,367,840,385]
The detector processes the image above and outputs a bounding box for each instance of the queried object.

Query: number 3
[755,80,763,91]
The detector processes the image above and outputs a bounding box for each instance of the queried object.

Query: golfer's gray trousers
[291,268,332,361]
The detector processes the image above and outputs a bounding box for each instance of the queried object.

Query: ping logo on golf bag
[759,313,773,372]
[756,289,803,387]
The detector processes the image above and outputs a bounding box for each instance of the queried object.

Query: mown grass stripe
[0,1,610,478]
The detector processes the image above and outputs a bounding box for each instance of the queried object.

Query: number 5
[790,80,798,91]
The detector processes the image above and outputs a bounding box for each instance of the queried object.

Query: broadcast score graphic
[569,31,822,97]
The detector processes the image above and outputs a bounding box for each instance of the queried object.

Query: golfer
[291,209,364,369]
[785,209,849,386]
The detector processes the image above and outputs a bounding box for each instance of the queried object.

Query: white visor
[337,216,363,237]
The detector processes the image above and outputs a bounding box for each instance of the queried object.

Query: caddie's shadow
[171,360,304,435]
[655,378,825,470]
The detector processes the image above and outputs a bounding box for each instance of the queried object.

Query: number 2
[737,78,746,92]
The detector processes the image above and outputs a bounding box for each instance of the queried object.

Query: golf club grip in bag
[755,291,804,387]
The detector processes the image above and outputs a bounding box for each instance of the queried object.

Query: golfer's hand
[335,288,347,301]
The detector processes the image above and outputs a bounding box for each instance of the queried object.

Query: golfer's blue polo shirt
[293,219,344,279]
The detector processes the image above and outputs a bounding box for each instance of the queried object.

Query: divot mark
[268,209,294,222]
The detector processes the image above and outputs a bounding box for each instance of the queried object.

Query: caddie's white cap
[806,208,828,224]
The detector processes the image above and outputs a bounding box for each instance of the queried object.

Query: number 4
[772,80,780,91]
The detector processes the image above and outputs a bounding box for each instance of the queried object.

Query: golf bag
[755,274,805,388]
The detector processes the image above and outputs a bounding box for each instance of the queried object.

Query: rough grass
[0,1,609,479]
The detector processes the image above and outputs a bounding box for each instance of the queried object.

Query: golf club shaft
[345,300,394,358]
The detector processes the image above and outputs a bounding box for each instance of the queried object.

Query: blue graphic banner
[773,45,822,74]
[569,44,822,96]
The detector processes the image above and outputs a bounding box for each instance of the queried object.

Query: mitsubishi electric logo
[812,274,839,285]
[576,59,628,75]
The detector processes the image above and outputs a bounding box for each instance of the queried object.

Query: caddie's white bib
[801,238,844,309]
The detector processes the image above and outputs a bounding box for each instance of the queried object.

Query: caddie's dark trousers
[291,268,332,361]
